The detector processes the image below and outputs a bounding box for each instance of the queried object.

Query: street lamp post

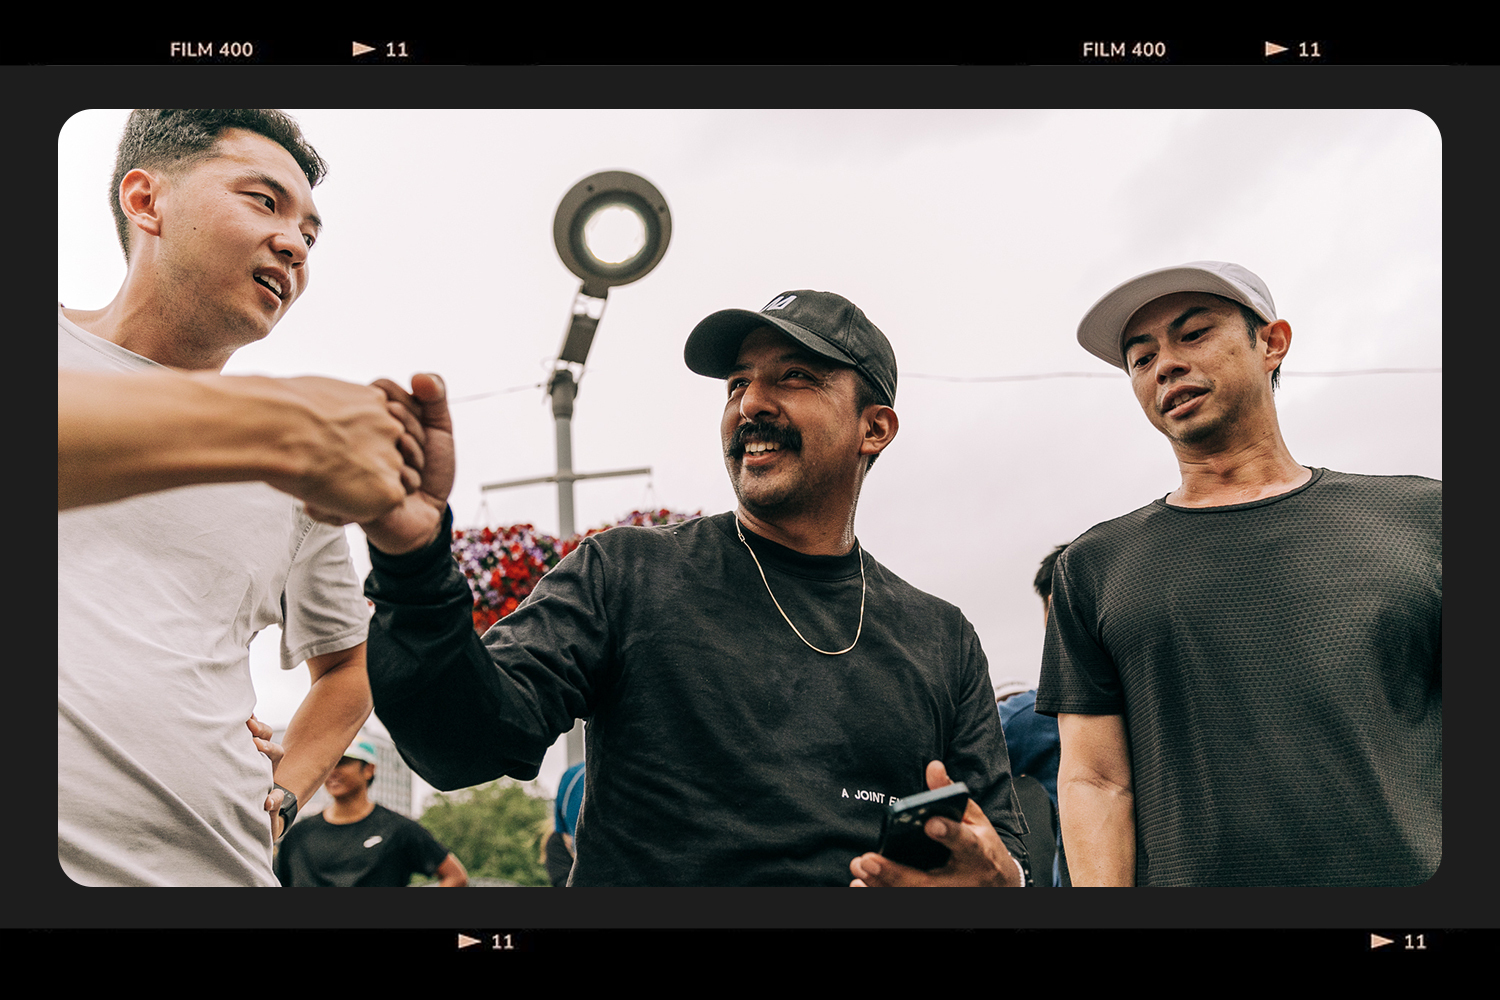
[480,171,671,765]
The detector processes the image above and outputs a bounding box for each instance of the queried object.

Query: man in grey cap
[358,290,1028,886]
[1033,261,1441,886]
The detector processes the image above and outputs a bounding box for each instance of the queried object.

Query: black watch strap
[274,784,298,837]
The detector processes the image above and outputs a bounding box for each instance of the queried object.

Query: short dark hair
[1211,294,1281,392]
[1033,544,1068,604]
[110,109,328,261]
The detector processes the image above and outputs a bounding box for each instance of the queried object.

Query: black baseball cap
[684,289,897,406]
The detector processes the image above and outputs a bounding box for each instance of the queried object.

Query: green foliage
[418,779,551,886]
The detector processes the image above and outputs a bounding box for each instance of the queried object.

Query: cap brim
[685,309,858,380]
[1077,265,1264,370]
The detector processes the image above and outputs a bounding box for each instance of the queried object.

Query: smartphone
[876,781,969,871]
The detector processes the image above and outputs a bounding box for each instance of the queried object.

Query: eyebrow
[1121,305,1215,357]
[240,172,323,233]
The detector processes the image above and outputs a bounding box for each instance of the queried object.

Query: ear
[859,404,899,459]
[1261,319,1292,372]
[118,167,167,244]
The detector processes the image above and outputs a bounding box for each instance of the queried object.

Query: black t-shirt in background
[274,805,450,887]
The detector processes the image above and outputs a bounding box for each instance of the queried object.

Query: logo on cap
[763,294,797,312]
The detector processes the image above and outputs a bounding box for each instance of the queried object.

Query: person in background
[275,740,468,887]
[995,544,1070,886]
[545,761,586,887]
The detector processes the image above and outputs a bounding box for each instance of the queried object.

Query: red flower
[456,510,698,633]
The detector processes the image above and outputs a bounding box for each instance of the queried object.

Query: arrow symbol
[352,41,376,57]
[1265,41,1288,56]
[458,933,481,949]
[1370,933,1394,949]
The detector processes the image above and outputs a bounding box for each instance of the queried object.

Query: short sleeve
[1035,546,1123,716]
[280,519,370,669]
[406,820,451,876]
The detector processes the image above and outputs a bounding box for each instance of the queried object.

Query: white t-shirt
[57,310,370,886]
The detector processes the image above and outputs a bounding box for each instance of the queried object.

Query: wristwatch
[273,784,298,838]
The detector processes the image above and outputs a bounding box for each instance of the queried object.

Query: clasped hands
[296,373,451,547]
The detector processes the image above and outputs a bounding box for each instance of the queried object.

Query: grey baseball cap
[685,289,897,406]
[1077,261,1278,370]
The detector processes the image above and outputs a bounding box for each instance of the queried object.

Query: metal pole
[549,369,577,540]
[566,721,584,768]
[548,367,582,767]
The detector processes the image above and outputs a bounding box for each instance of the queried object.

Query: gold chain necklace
[735,517,865,656]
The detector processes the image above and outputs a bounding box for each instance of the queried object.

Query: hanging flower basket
[452,509,702,633]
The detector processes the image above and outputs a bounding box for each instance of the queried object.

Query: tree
[417,779,551,886]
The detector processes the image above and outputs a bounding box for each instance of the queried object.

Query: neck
[63,270,237,373]
[735,503,858,556]
[1168,422,1308,507]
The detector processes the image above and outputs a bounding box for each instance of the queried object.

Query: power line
[907,371,1119,382]
[450,367,1441,402]
[906,367,1440,383]
[449,382,545,403]
[1279,368,1441,377]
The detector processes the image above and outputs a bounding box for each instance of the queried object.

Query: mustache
[727,421,802,460]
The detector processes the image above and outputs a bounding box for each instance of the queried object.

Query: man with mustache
[361,290,1029,886]
[1035,262,1441,886]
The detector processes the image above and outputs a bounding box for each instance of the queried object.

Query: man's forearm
[1058,776,1136,886]
[59,370,411,521]
[435,854,469,887]
[60,370,297,509]
[275,647,373,804]
[365,512,595,790]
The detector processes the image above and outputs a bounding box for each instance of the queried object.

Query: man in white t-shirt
[58,109,419,886]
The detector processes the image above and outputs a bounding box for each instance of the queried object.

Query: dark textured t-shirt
[1036,469,1441,886]
[367,510,1027,886]
[273,805,451,887]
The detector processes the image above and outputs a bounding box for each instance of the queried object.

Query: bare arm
[435,852,469,887]
[262,642,374,838]
[1056,713,1135,886]
[59,369,421,521]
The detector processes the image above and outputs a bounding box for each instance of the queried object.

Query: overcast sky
[58,109,1441,802]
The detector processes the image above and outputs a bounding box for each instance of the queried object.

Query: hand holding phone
[876,781,970,871]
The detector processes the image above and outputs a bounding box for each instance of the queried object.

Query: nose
[271,225,309,269]
[738,376,779,422]
[1155,346,1189,383]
